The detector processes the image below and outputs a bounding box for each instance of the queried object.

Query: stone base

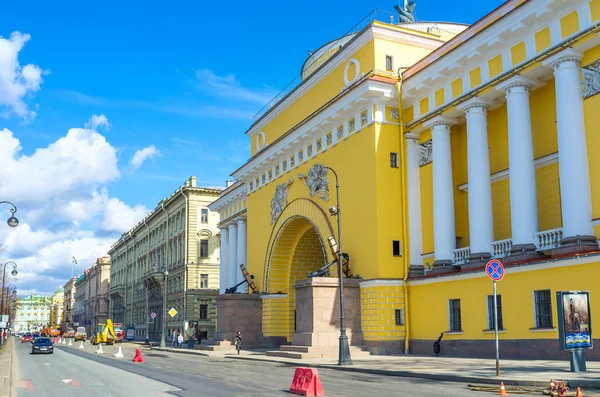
[214,293,265,348]
[408,265,425,278]
[410,338,600,361]
[553,235,599,256]
[502,243,546,265]
[363,339,406,355]
[460,251,492,271]
[427,260,460,276]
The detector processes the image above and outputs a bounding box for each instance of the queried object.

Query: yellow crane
[91,319,117,345]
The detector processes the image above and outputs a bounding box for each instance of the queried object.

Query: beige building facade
[62,277,77,329]
[73,257,111,335]
[108,176,222,342]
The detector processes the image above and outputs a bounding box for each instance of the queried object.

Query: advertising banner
[126,326,135,341]
[557,291,593,350]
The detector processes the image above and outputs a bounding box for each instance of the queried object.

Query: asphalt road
[12,339,517,396]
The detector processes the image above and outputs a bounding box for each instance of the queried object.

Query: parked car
[63,328,75,338]
[74,326,87,341]
[31,337,54,354]
[21,334,33,343]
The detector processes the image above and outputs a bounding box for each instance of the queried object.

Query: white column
[498,76,538,247]
[405,133,423,274]
[227,224,238,289]
[219,227,229,294]
[424,116,456,266]
[545,49,594,239]
[458,97,494,257]
[236,219,247,291]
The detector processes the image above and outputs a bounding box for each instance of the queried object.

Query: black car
[31,337,54,354]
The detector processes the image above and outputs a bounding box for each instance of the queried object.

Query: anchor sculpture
[225,264,259,294]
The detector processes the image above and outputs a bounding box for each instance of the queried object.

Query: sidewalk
[0,337,13,397]
[152,346,600,389]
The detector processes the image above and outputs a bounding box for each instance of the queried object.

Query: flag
[72,256,78,264]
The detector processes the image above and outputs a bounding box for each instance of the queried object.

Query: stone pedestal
[292,277,363,350]
[213,293,263,347]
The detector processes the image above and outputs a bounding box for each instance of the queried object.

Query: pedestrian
[186,322,196,349]
[234,331,243,355]
[177,332,183,348]
[171,330,177,349]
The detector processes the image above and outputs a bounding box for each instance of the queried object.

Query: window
[395,309,404,326]
[392,240,401,256]
[534,289,553,328]
[385,55,394,71]
[390,152,398,168]
[487,295,504,330]
[201,209,209,224]
[200,239,209,258]
[200,274,209,289]
[448,299,462,331]
[199,304,208,320]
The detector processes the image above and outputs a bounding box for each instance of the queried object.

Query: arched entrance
[262,199,336,342]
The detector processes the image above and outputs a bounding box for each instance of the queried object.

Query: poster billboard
[557,291,593,350]
[125,326,135,341]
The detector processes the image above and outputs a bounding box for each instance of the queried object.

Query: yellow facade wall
[360,284,405,341]
[560,11,579,38]
[469,67,481,88]
[253,40,375,155]
[374,39,434,72]
[403,106,414,123]
[510,42,526,66]
[451,122,469,248]
[487,105,509,174]
[247,125,380,291]
[419,97,429,116]
[420,163,434,255]
[592,0,600,22]
[536,163,562,231]
[535,27,551,53]
[409,260,600,341]
[584,61,600,223]
[530,82,558,159]
[488,54,503,79]
[451,78,463,98]
[435,88,445,107]
[491,178,511,240]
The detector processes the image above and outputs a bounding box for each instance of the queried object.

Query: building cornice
[208,183,248,212]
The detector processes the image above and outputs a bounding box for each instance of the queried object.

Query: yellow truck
[91,319,117,345]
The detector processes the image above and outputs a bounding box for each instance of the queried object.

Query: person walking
[177,332,183,348]
[171,330,177,349]
[234,331,243,355]
[186,322,196,349]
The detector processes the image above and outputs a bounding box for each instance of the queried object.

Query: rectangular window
[534,289,553,328]
[201,209,208,224]
[395,309,404,326]
[487,295,504,330]
[449,299,462,331]
[392,240,401,256]
[390,152,398,168]
[199,304,208,320]
[385,55,394,71]
[200,274,209,289]
[200,239,209,258]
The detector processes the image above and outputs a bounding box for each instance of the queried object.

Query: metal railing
[491,238,513,258]
[533,228,563,251]
[452,247,471,265]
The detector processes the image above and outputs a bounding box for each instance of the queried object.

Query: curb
[224,355,600,389]
[150,347,210,357]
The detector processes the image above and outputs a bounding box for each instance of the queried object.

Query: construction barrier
[95,344,104,354]
[114,346,124,359]
[132,349,144,363]
[289,367,324,397]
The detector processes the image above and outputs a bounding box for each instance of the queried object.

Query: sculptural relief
[297,164,329,202]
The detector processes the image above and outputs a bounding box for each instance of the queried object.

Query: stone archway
[262,199,336,342]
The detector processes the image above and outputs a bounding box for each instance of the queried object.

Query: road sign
[486,259,505,281]
[168,308,177,318]
[150,312,157,319]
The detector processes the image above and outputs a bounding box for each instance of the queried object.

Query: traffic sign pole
[493,280,500,376]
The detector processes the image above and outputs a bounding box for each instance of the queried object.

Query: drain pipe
[142,217,150,344]
[396,76,411,356]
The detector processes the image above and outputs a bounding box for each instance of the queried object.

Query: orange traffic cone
[132,348,144,363]
[498,382,508,396]
[576,387,583,397]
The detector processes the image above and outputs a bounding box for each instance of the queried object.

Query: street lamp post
[1,262,18,315]
[323,166,352,366]
[159,270,169,348]
[4,284,16,315]
[0,201,19,228]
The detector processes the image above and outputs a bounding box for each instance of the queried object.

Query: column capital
[423,115,455,130]
[404,132,420,143]
[543,48,583,70]
[457,97,490,113]
[236,217,246,225]
[496,75,536,94]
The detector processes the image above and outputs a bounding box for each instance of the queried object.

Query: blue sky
[0,0,504,295]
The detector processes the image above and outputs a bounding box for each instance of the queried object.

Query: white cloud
[0,31,47,120]
[85,114,110,131]
[195,69,276,104]
[130,145,160,170]
[101,197,148,233]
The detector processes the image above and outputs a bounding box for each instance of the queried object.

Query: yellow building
[50,287,64,328]
[210,0,600,360]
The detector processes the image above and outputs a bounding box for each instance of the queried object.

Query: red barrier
[289,367,324,397]
[132,349,144,363]
[52,337,57,343]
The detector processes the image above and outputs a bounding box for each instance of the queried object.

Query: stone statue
[394,1,416,23]
[270,179,294,225]
[297,164,329,202]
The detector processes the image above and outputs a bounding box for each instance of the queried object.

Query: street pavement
[11,338,180,396]
[35,340,494,396]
